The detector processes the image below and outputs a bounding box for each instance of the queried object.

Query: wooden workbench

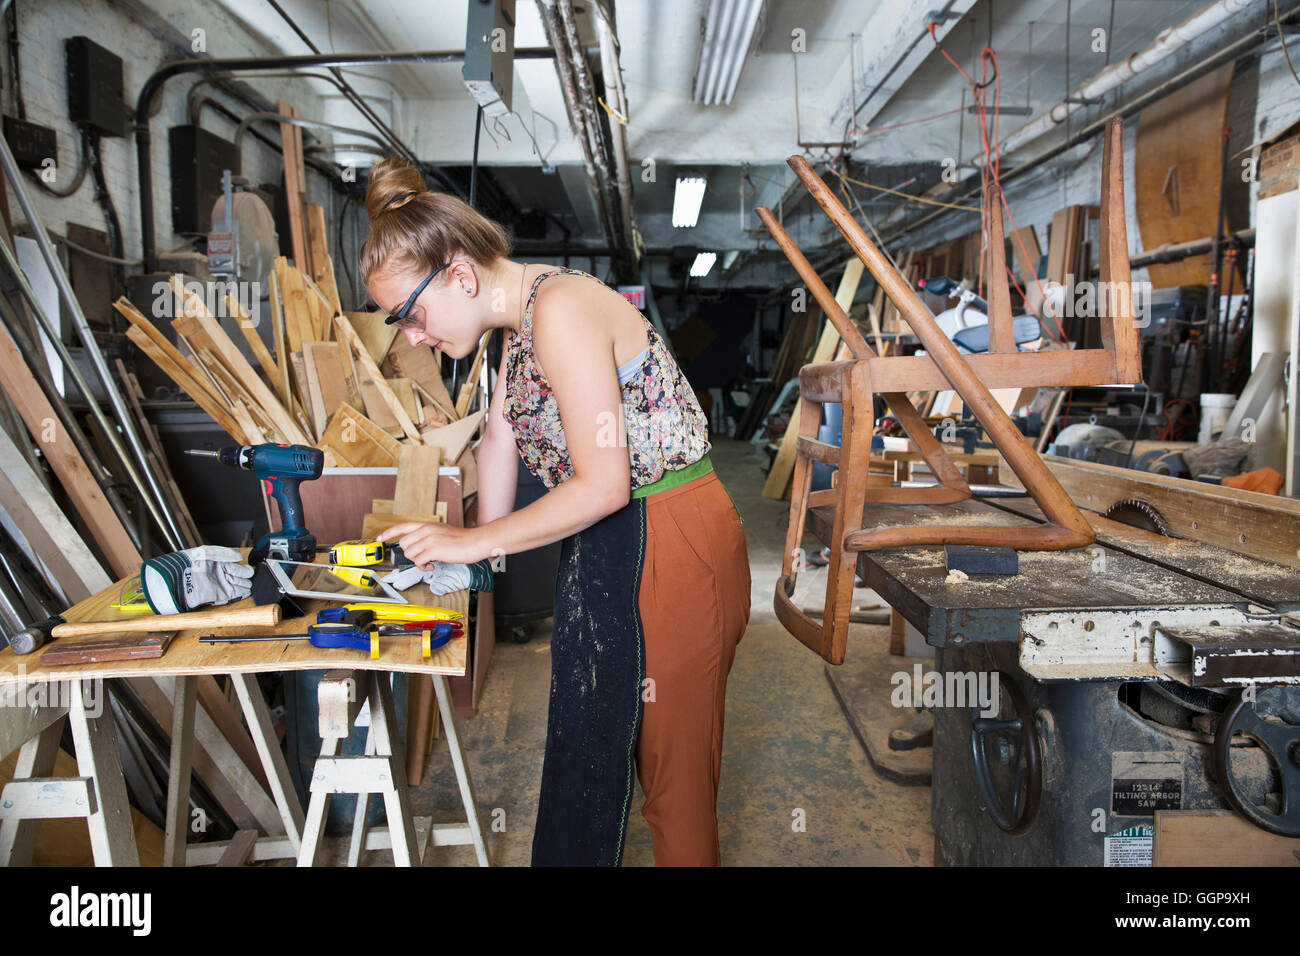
[0,578,468,684]
[0,567,472,867]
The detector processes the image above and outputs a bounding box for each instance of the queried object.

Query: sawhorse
[296,669,488,866]
[0,681,139,865]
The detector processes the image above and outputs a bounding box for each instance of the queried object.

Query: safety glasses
[381,262,450,327]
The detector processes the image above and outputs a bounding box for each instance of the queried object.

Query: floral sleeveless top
[503,268,711,490]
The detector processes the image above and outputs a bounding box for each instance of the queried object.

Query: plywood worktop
[0,564,468,684]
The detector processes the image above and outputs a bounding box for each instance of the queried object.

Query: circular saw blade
[1103,498,1170,536]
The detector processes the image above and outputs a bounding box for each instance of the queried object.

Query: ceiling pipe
[133,47,555,271]
[537,0,634,279]
[233,111,389,153]
[537,1,610,237]
[842,0,966,137]
[882,1,1298,244]
[557,0,629,264]
[987,0,1257,170]
[264,0,419,166]
[593,1,640,268]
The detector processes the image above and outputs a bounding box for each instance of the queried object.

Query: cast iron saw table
[807,495,1300,865]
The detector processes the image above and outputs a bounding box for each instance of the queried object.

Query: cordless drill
[186,443,324,563]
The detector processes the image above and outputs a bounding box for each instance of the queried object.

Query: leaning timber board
[1136,63,1240,289]
[1002,454,1300,570]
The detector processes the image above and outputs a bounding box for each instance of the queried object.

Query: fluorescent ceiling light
[673,175,707,228]
[690,252,718,277]
[692,0,765,106]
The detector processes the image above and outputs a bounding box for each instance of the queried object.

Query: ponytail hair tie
[383,191,418,212]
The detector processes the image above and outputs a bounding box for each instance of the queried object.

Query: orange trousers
[635,470,750,866]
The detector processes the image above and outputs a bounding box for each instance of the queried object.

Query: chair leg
[784,396,822,579]
[773,395,839,657]
[821,363,875,664]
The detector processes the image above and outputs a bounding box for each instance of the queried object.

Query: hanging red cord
[928,26,1069,343]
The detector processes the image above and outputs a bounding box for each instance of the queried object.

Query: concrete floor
[368,437,934,866]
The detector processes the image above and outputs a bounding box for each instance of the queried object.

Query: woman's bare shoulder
[531,273,631,339]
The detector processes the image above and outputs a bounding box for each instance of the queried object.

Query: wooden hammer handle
[52,603,281,638]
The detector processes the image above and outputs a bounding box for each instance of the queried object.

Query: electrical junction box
[2,115,57,169]
[463,0,515,117]
[169,125,241,235]
[65,37,126,137]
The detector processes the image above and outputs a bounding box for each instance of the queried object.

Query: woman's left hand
[376,522,486,569]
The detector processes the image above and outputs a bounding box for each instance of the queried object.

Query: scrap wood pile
[114,258,488,528]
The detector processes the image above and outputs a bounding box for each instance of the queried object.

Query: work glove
[382,559,495,595]
[141,545,255,614]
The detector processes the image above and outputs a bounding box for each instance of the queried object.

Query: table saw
[807,481,1300,866]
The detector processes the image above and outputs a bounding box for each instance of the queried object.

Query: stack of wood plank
[115,260,489,516]
[113,90,490,514]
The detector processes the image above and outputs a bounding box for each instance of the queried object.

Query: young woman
[364,158,750,867]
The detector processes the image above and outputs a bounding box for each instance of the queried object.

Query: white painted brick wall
[8,0,329,266]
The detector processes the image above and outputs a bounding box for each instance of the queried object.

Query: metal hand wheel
[970,670,1041,834]
[1213,687,1300,837]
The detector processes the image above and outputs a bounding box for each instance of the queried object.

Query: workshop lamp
[689,251,718,277]
[673,175,708,228]
[692,0,765,106]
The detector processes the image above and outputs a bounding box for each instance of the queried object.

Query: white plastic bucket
[1198,393,1237,444]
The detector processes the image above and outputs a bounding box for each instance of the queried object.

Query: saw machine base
[805,492,1300,861]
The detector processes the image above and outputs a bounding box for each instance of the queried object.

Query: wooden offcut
[0,323,141,578]
[41,632,175,665]
[1153,810,1300,866]
[395,444,441,515]
[418,410,485,465]
[1136,64,1239,289]
[360,512,443,540]
[125,326,244,440]
[306,203,343,318]
[1003,455,1300,571]
[335,313,421,441]
[302,342,349,436]
[318,402,401,467]
[170,276,310,445]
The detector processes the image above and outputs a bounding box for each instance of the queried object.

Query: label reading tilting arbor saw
[1111,752,1183,816]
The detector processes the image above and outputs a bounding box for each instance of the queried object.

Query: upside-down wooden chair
[758,116,1144,664]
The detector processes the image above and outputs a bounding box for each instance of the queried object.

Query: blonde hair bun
[359,156,511,283]
[365,157,427,220]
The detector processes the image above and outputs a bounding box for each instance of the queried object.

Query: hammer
[9,615,65,655]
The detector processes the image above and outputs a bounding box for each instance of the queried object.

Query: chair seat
[952,314,1046,353]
